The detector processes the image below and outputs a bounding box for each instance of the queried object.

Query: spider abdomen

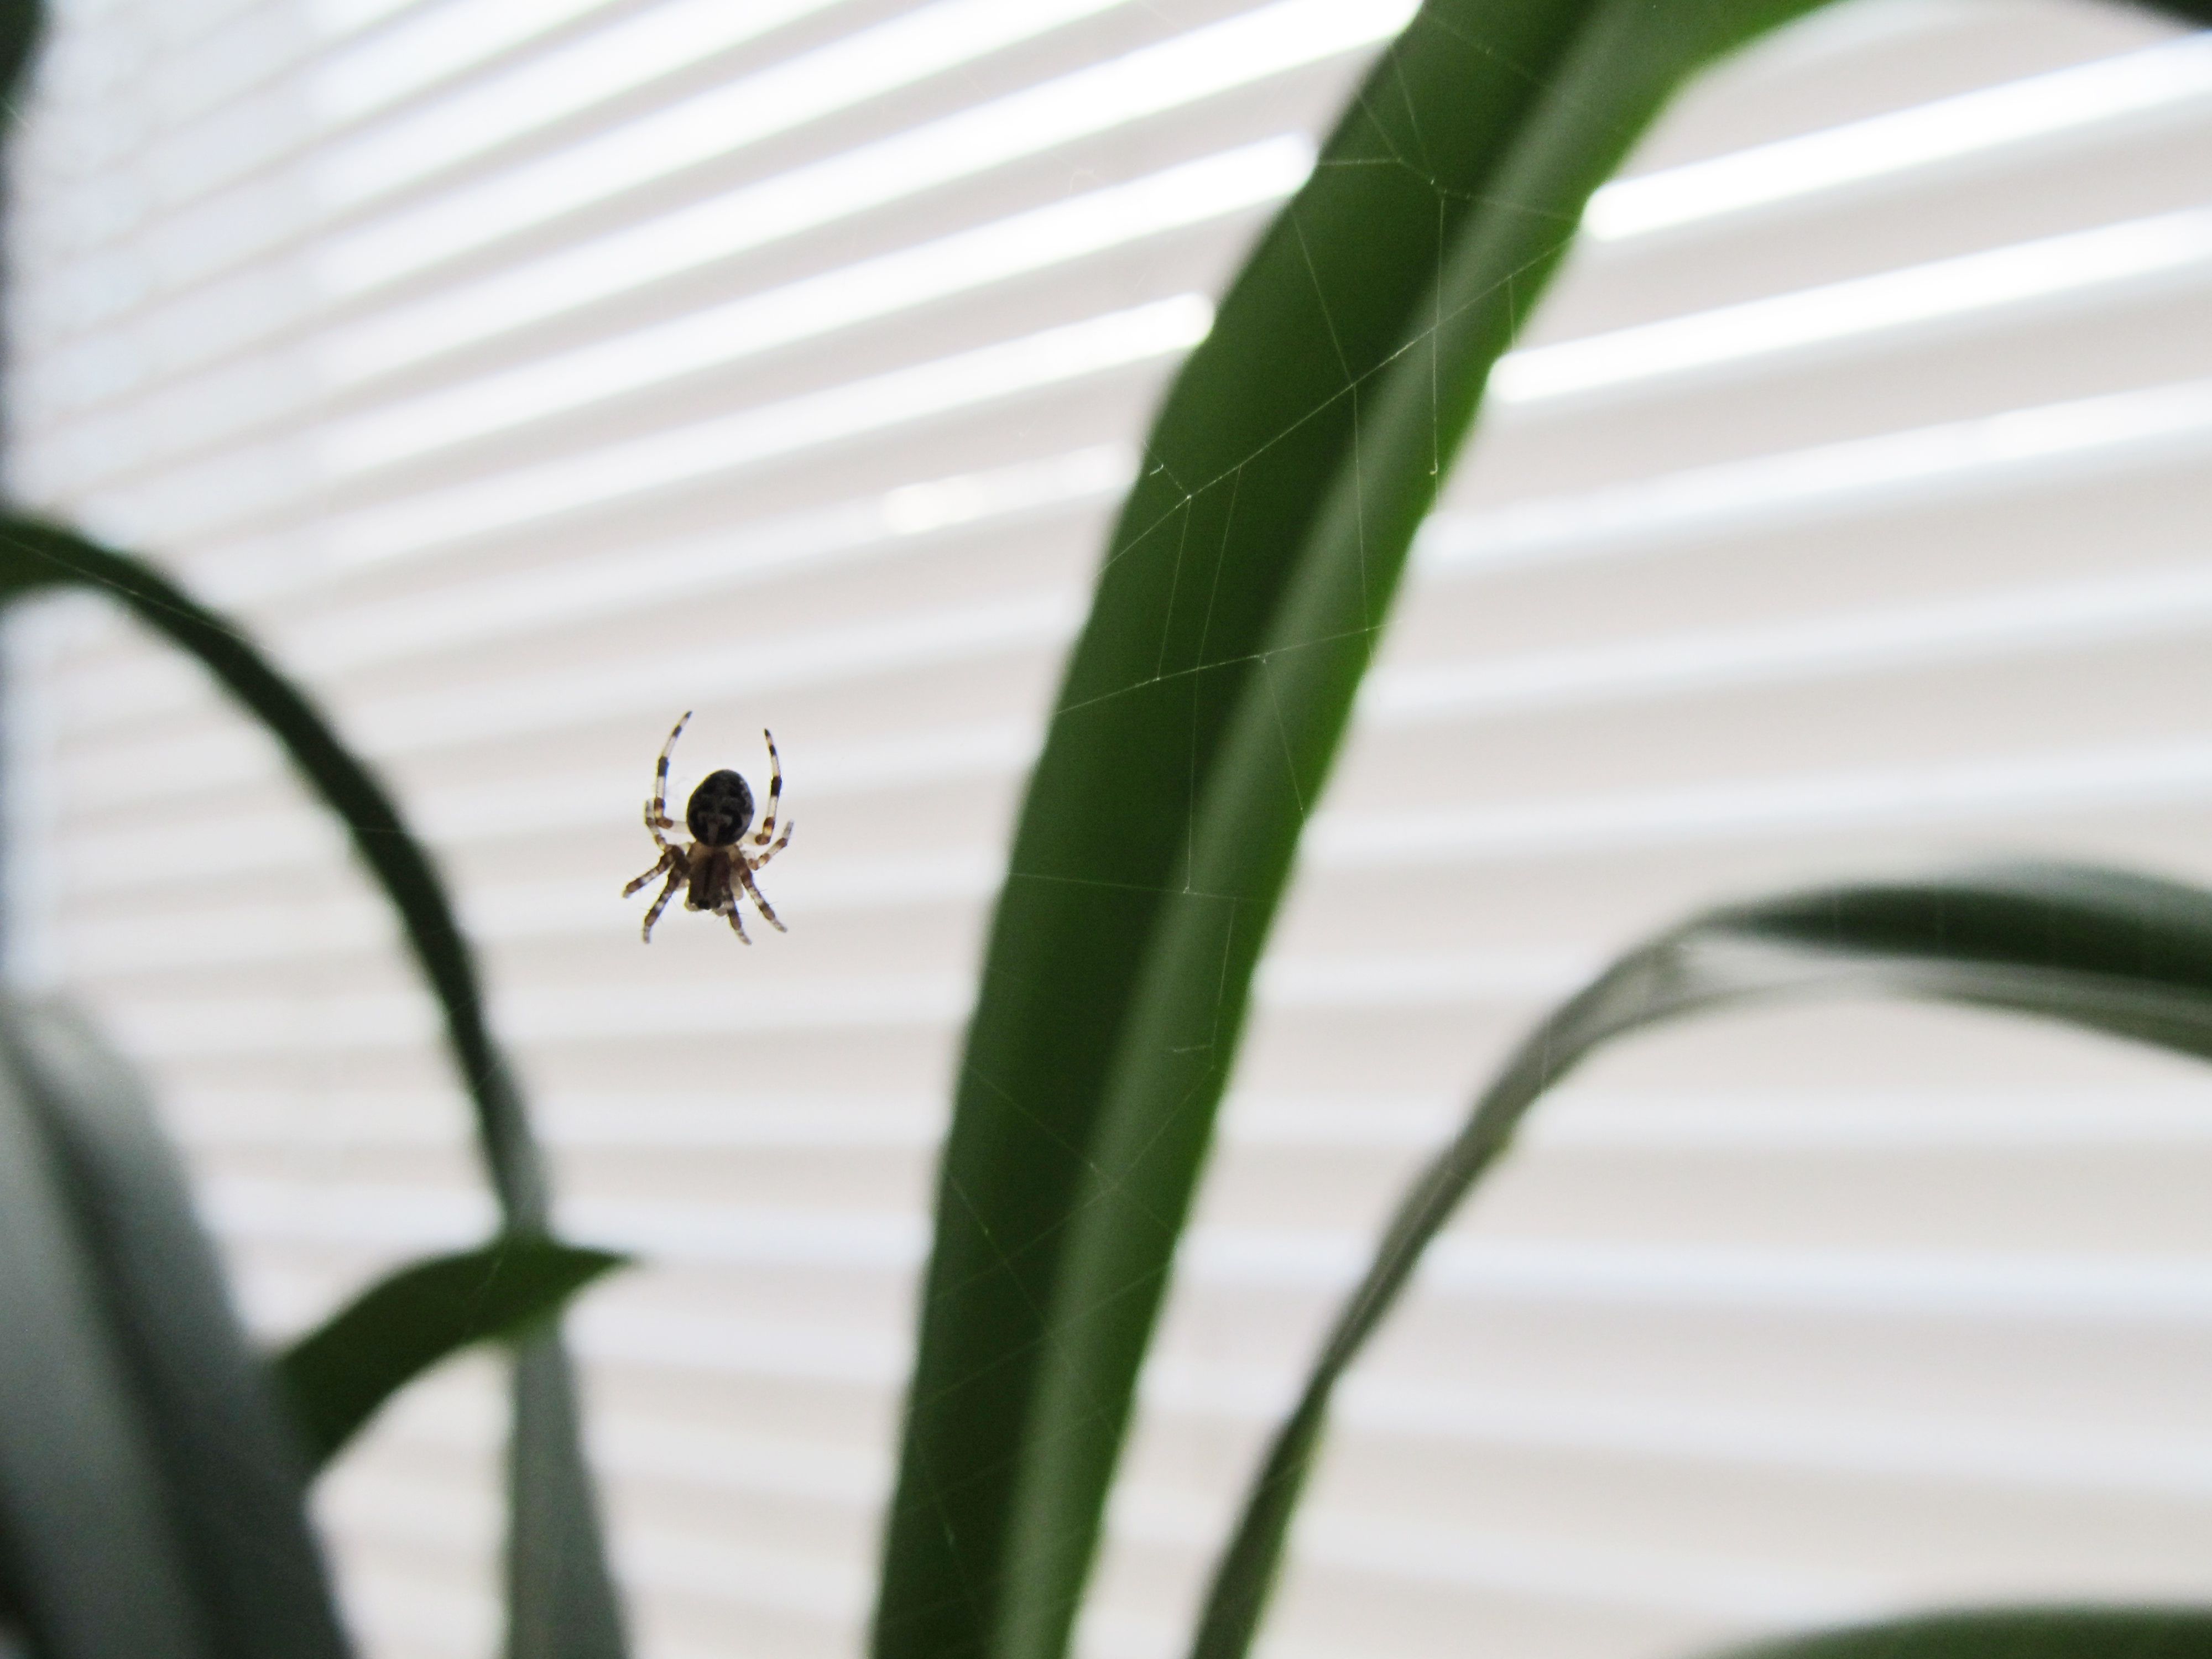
[686,768,754,845]
[687,846,731,912]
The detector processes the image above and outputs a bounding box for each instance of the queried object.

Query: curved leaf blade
[506,1333,629,1659]
[0,520,625,1649]
[877,7,1827,1659]
[1194,864,2212,1659]
[1716,1608,2212,1659]
[0,1017,216,1659]
[3,998,353,1659]
[278,1240,627,1468]
[0,517,546,1227]
[0,0,38,135]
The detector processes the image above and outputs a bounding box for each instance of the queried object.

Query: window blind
[9,3,2212,1659]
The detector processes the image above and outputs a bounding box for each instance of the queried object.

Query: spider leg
[717,894,753,945]
[749,820,795,870]
[750,728,784,847]
[734,858,787,933]
[644,799,681,852]
[649,711,693,844]
[639,868,684,942]
[622,849,671,896]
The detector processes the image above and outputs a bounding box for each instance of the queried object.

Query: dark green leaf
[0,0,39,133]
[875,7,1828,1659]
[0,521,623,1650]
[2,998,352,1659]
[0,1016,214,1659]
[1194,864,2212,1659]
[506,1334,628,1659]
[1714,1608,2212,1659]
[278,1239,627,1468]
[0,517,545,1228]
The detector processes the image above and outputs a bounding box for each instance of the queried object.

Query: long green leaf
[0,0,38,134]
[506,1333,628,1659]
[0,518,544,1225]
[874,7,1828,1659]
[1715,1608,2212,1659]
[2,997,353,1659]
[279,1240,627,1468]
[0,520,625,1650]
[1193,863,2212,1659]
[0,1016,215,1659]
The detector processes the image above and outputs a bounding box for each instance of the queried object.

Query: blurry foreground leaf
[1717,1609,2212,1659]
[0,519,622,1652]
[506,1334,629,1659]
[0,1016,219,1659]
[0,517,544,1223]
[1194,865,2212,1659]
[279,1239,628,1468]
[0,997,361,1658]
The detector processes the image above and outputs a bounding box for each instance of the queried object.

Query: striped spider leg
[622,712,694,942]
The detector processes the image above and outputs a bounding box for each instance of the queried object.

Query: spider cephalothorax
[622,712,794,943]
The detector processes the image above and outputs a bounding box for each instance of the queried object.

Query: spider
[622,712,794,944]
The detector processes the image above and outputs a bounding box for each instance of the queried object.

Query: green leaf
[1,998,352,1659]
[0,0,40,135]
[1193,864,2212,1659]
[0,1011,217,1659]
[278,1239,627,1468]
[874,7,1829,1659]
[505,1334,629,1659]
[0,520,624,1650]
[1714,1608,2212,1659]
[0,517,545,1227]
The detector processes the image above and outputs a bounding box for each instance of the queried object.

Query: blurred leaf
[1715,1608,2212,1659]
[0,521,622,1651]
[0,0,39,134]
[1194,864,2212,1659]
[279,1239,628,1468]
[874,7,1832,1659]
[0,1013,217,1659]
[0,517,546,1225]
[506,1334,628,1659]
[2,998,353,1659]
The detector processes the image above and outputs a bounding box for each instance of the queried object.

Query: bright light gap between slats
[53,189,2210,562]
[1584,33,2212,241]
[312,0,1414,379]
[317,294,1208,567]
[1489,204,2212,406]
[34,19,2194,435]
[320,137,1311,475]
[34,126,1283,497]
[319,0,1152,293]
[23,0,1380,423]
[314,0,851,179]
